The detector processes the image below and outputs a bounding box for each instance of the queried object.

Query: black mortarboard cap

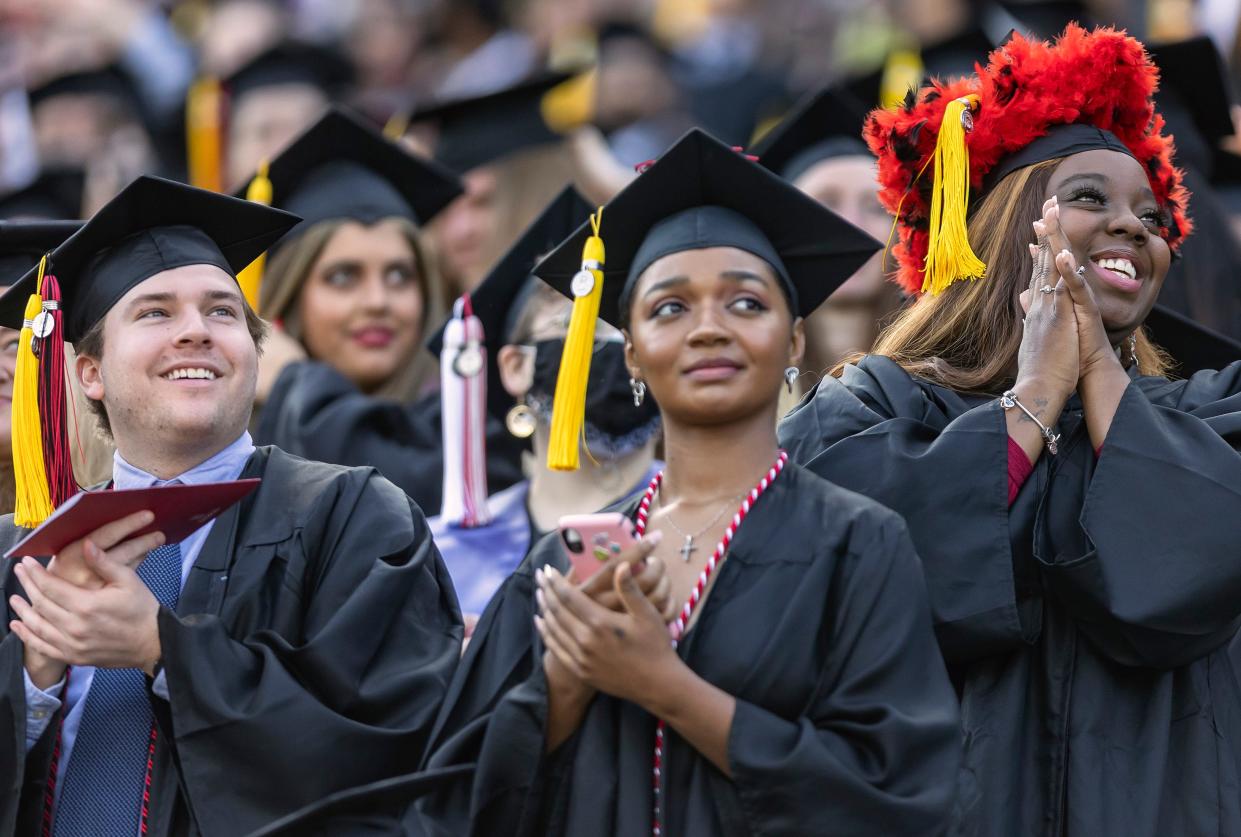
[752,82,874,181]
[243,107,462,245]
[920,25,999,79]
[1149,36,1235,176]
[534,128,882,327]
[223,40,354,103]
[1212,147,1241,214]
[0,175,300,341]
[0,220,81,285]
[1146,304,1241,375]
[0,168,85,221]
[428,186,592,418]
[409,70,575,173]
[27,65,143,116]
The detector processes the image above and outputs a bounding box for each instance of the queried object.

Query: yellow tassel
[880,48,924,110]
[541,70,595,133]
[383,112,410,140]
[547,208,605,472]
[923,94,986,295]
[236,160,273,311]
[186,77,223,193]
[13,260,52,527]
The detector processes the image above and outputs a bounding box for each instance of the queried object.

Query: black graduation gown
[777,354,1241,837]
[254,360,526,516]
[0,446,463,837]
[417,462,963,837]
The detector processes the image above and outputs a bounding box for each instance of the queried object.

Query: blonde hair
[261,217,444,403]
[857,158,1171,393]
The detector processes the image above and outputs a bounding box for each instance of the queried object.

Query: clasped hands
[9,511,167,689]
[1018,195,1125,398]
[535,530,688,709]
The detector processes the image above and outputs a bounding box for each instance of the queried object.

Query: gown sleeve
[726,511,961,837]
[158,472,464,836]
[417,547,553,837]
[255,360,526,516]
[0,532,65,837]
[779,358,1037,665]
[1036,371,1241,668]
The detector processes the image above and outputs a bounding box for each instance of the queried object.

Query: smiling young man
[0,176,463,836]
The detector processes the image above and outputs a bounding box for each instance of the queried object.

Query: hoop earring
[505,400,537,438]
[629,377,646,407]
[784,366,799,394]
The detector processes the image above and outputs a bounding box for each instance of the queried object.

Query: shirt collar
[113,432,256,490]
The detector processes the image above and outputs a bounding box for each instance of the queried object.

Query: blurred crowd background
[1,0,1239,333]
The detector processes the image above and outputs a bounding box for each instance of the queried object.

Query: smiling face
[296,219,425,393]
[77,264,258,461]
[624,246,803,427]
[1045,149,1173,340]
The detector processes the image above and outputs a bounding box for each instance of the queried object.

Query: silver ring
[1039,285,1054,294]
[1075,265,1086,277]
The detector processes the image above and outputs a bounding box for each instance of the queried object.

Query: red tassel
[37,274,76,507]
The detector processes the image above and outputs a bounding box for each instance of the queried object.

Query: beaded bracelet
[1000,390,1060,455]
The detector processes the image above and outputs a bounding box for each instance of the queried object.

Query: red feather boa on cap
[865,23,1192,296]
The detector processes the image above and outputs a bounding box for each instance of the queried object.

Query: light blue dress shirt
[21,432,255,817]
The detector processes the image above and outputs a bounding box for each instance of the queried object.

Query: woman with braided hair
[780,25,1241,835]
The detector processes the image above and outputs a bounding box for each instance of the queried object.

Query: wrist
[24,652,66,692]
[1011,374,1072,406]
[139,608,163,677]
[544,651,594,705]
[1079,351,1126,386]
[639,655,693,720]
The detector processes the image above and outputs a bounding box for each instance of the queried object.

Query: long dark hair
[860,159,1170,393]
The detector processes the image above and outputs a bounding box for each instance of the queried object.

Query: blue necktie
[52,543,182,837]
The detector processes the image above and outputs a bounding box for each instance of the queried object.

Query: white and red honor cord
[633,450,789,837]
[439,294,492,528]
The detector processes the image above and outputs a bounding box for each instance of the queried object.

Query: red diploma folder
[4,479,261,559]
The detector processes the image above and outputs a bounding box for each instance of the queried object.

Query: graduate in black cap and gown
[416,128,962,837]
[779,27,1241,835]
[426,186,661,624]
[250,106,526,516]
[0,175,461,836]
[405,71,580,296]
[753,79,905,379]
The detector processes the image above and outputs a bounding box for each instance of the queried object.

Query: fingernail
[647,530,664,546]
[534,567,544,584]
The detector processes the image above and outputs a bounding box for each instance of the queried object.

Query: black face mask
[528,338,661,456]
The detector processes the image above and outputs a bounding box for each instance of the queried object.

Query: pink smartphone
[557,513,638,582]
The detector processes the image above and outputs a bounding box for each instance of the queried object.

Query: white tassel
[440,295,492,528]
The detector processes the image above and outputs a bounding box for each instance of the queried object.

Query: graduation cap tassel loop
[237,160,274,311]
[13,258,53,527]
[923,94,986,295]
[37,273,75,508]
[547,208,605,472]
[439,295,492,528]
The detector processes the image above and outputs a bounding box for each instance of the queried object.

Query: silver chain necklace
[655,492,744,561]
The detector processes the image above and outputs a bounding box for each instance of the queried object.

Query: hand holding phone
[557,513,638,583]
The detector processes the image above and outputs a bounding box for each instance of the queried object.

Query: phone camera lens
[561,528,584,554]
